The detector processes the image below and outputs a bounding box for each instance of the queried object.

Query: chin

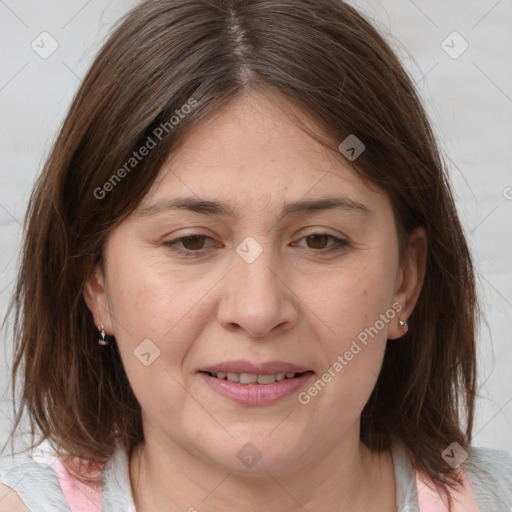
[192,435,307,477]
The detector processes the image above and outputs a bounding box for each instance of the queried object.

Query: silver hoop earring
[98,324,109,345]
[399,319,409,334]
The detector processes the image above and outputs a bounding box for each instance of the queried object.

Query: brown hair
[3,0,477,503]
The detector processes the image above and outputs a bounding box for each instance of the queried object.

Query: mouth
[199,370,313,385]
[197,362,315,405]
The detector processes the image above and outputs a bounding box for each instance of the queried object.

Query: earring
[98,324,109,345]
[399,319,409,334]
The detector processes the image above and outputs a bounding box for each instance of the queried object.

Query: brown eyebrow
[137,195,371,222]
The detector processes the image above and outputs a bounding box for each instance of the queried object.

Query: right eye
[162,234,218,255]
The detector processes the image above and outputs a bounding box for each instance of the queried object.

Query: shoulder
[466,445,512,480]
[464,446,512,508]
[1,460,71,512]
[0,483,30,511]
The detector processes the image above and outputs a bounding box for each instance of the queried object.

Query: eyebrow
[138,195,371,222]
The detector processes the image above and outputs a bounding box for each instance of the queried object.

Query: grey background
[1,0,511,471]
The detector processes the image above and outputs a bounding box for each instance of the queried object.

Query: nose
[216,243,299,338]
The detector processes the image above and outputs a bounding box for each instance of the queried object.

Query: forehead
[138,90,390,218]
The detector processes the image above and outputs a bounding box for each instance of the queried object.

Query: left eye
[294,233,347,251]
[163,233,347,255]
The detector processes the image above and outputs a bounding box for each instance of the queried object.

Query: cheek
[314,261,396,344]
[104,251,208,374]
[107,242,211,330]
[104,259,207,420]
[303,255,397,408]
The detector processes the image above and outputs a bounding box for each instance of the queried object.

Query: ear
[83,264,115,336]
[388,226,427,340]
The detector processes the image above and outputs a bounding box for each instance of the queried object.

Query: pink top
[415,468,480,511]
[49,456,481,511]
[49,459,103,512]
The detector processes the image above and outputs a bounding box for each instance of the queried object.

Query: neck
[129,433,396,512]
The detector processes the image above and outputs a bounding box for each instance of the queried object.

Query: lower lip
[198,371,315,406]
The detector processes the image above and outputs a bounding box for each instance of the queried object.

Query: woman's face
[85,90,425,476]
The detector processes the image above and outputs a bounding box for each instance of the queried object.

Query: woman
[1,0,511,510]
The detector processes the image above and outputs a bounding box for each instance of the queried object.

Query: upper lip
[199,360,312,375]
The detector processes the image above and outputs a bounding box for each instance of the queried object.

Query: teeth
[257,374,276,384]
[239,372,257,384]
[211,371,299,384]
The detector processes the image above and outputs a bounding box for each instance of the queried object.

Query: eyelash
[162,232,349,256]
